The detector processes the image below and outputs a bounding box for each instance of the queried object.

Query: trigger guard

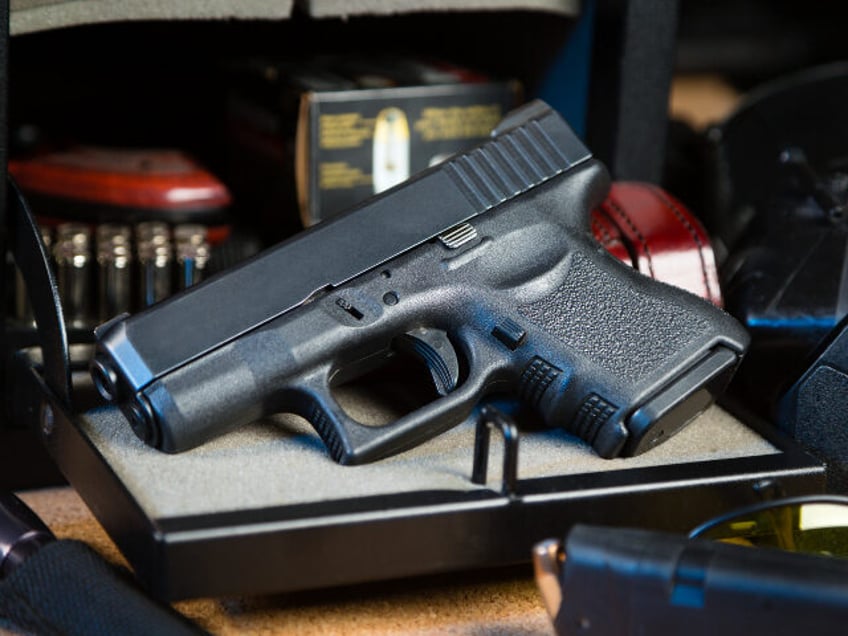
[393,328,461,397]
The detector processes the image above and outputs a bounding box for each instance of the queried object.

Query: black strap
[7,178,73,407]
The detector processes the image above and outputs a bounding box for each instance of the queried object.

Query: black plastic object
[540,524,848,635]
[0,492,206,635]
[707,63,848,421]
[707,63,848,252]
[91,100,749,464]
[0,539,207,636]
[0,492,54,578]
[779,315,848,492]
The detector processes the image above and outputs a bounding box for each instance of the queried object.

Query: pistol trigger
[393,328,460,397]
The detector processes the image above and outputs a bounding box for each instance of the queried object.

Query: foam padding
[10,0,295,35]
[298,0,579,19]
[10,0,579,35]
[80,404,777,518]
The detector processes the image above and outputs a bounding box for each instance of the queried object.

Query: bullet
[54,222,93,327]
[96,223,133,321]
[136,221,173,307]
[173,224,210,290]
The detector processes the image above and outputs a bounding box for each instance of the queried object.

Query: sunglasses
[534,495,848,635]
[687,494,848,556]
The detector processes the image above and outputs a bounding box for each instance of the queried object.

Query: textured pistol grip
[515,243,746,458]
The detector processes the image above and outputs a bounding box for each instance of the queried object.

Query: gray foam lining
[10,0,578,35]
[10,0,296,35]
[80,404,777,519]
[299,0,579,19]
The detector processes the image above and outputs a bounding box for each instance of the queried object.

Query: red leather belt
[593,182,723,307]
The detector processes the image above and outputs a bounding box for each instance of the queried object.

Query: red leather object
[9,147,233,244]
[592,182,723,307]
[9,147,232,213]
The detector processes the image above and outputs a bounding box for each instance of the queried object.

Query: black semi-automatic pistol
[91,100,749,464]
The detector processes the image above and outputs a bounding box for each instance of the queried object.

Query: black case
[19,349,826,600]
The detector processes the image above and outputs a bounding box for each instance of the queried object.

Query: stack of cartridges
[16,221,211,327]
[7,145,232,329]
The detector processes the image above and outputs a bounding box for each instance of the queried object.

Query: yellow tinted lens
[694,503,848,557]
